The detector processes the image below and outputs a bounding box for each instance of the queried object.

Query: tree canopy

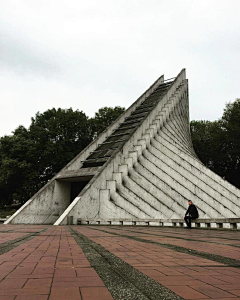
[91,106,125,136]
[0,106,125,206]
[190,98,240,189]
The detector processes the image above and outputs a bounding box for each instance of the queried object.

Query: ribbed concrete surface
[103,78,240,221]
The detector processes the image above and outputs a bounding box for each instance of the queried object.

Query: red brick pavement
[0,225,113,300]
[0,225,49,244]
[132,227,240,246]
[101,226,240,260]
[0,233,29,244]
[1,224,240,300]
[73,226,240,300]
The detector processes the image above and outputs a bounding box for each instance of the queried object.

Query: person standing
[184,200,199,228]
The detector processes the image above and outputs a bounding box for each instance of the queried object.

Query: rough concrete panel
[6,181,56,224]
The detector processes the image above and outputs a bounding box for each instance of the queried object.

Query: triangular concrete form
[5,69,240,225]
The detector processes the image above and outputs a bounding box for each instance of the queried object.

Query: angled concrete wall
[5,74,165,224]
[5,69,240,225]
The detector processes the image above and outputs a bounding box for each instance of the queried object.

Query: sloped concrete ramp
[5,69,240,225]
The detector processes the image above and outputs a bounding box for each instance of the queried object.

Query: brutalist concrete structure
[5,69,240,225]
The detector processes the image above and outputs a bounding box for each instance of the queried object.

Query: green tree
[0,108,92,205]
[0,127,37,205]
[0,106,125,206]
[190,120,226,171]
[29,108,93,184]
[191,98,240,189]
[91,106,125,136]
[220,99,240,187]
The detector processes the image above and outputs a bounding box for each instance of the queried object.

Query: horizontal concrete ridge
[77,218,240,229]
[5,69,240,226]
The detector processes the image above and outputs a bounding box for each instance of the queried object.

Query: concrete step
[149,138,240,214]
[144,147,238,218]
[99,188,135,219]
[117,183,166,218]
[156,131,240,199]
[138,154,217,218]
[128,165,184,218]
[122,175,173,218]
[111,190,149,219]
[115,164,172,218]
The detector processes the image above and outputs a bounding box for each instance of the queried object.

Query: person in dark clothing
[184,200,199,228]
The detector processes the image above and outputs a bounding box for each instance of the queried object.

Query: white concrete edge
[53,196,81,225]
[4,197,35,224]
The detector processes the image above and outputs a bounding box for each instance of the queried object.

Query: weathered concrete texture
[5,69,240,225]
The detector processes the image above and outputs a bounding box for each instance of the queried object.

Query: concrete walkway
[1,225,240,300]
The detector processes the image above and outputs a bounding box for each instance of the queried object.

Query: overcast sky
[1,0,240,137]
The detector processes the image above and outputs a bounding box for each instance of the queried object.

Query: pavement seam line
[90,227,240,268]
[1,227,53,286]
[47,227,62,300]
[122,228,240,249]
[0,228,49,255]
[68,226,184,300]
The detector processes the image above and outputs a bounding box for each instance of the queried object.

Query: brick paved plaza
[0,225,240,300]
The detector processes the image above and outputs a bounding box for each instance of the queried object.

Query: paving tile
[6,273,53,279]
[81,287,114,300]
[75,268,99,277]
[190,284,237,298]
[213,275,240,284]
[154,266,183,275]
[187,267,221,275]
[0,287,50,296]
[164,280,202,287]
[32,267,54,274]
[15,296,48,300]
[196,298,239,300]
[0,278,27,289]
[40,257,56,263]
[231,291,240,297]
[7,267,34,276]
[157,275,194,282]
[214,284,240,291]
[138,269,167,277]
[49,287,81,300]
[52,279,105,288]
[172,266,203,276]
[24,278,52,288]
[167,285,209,299]
[190,275,231,285]
[54,268,76,277]
[54,276,102,283]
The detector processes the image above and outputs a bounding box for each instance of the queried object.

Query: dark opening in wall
[70,181,89,203]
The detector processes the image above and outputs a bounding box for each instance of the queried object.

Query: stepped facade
[5,69,240,225]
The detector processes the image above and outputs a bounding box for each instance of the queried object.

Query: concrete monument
[5,69,240,226]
